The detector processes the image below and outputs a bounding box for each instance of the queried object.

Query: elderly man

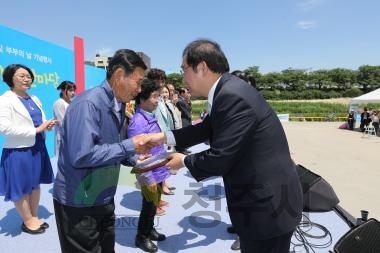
[53,49,163,253]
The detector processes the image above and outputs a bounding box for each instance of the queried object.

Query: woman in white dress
[53,81,76,156]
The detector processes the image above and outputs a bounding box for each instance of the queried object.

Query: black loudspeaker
[296,164,340,212]
[334,218,380,253]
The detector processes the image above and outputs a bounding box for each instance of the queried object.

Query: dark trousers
[373,122,379,135]
[348,119,355,130]
[240,231,293,253]
[53,199,116,253]
[137,183,162,236]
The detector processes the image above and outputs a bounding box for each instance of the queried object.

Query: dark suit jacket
[176,96,192,127]
[172,73,303,241]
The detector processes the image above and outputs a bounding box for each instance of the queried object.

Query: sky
[1,0,380,74]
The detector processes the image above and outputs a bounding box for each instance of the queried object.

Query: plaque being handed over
[131,153,169,174]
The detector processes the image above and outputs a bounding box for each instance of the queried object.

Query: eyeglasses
[15,74,32,80]
[181,65,191,72]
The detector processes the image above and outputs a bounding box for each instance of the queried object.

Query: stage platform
[0,143,353,252]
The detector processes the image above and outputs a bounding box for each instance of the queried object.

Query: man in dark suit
[176,87,192,127]
[175,87,193,155]
[162,39,303,253]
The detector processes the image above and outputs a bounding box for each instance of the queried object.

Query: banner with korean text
[0,24,106,155]
[0,24,75,155]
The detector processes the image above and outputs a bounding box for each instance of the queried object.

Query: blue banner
[85,65,106,90]
[0,24,75,156]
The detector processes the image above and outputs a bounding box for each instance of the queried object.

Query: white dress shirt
[166,76,221,167]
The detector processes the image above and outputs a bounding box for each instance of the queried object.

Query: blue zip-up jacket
[53,80,136,207]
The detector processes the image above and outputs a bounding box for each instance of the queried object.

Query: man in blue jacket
[53,49,163,253]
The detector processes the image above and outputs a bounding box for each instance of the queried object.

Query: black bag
[334,218,380,253]
[296,164,340,212]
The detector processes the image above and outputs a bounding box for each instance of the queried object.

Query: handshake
[131,132,187,172]
[131,132,167,154]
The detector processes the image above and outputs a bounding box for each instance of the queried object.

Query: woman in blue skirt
[0,64,57,234]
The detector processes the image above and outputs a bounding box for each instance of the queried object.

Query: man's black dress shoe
[40,222,49,229]
[150,228,166,241]
[231,237,240,251]
[21,223,45,235]
[135,235,158,253]
[227,226,237,234]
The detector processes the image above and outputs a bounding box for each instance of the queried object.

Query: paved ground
[0,151,237,253]
[2,121,377,252]
[283,122,380,220]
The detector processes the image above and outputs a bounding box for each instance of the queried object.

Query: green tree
[166,73,184,89]
[243,66,262,87]
[357,65,380,92]
[328,68,355,91]
[260,72,281,90]
[308,69,331,90]
[281,68,307,91]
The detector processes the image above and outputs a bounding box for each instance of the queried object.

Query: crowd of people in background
[347,107,380,136]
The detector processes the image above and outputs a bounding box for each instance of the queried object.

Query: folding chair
[362,123,376,137]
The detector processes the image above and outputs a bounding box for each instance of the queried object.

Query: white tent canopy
[350,88,380,104]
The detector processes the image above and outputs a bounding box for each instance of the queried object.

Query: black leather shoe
[150,228,166,241]
[135,235,158,253]
[227,226,237,234]
[21,223,45,235]
[40,222,49,229]
[231,237,240,251]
